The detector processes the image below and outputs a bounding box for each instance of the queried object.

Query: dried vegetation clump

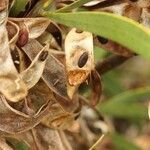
[0,0,149,149]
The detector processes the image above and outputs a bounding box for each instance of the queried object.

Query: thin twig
[148,102,150,120]
[96,55,133,75]
[89,134,105,150]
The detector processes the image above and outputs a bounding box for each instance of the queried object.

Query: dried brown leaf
[0,95,52,134]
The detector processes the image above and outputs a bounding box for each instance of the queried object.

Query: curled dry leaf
[26,80,54,115]
[20,45,49,90]
[0,95,52,134]
[42,103,75,130]
[0,1,27,102]
[28,80,77,131]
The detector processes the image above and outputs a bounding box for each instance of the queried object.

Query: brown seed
[39,51,49,61]
[17,28,29,47]
[78,52,88,68]
[129,0,138,2]
[76,29,83,33]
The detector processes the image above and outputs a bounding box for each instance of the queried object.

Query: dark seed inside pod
[97,36,108,44]
[39,51,49,61]
[129,0,138,2]
[17,28,29,47]
[78,52,88,68]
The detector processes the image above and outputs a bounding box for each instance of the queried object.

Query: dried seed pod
[22,39,69,100]
[0,1,27,102]
[20,45,49,90]
[9,18,50,39]
[65,28,94,86]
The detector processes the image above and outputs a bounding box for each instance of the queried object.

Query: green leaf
[98,87,150,119]
[15,142,29,150]
[43,12,150,59]
[102,71,124,96]
[10,0,29,16]
[94,46,107,61]
[99,103,147,119]
[110,133,140,150]
[104,86,150,103]
[56,0,93,12]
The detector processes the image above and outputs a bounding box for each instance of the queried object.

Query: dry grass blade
[148,102,150,120]
[89,134,105,150]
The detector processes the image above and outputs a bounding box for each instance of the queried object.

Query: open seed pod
[65,28,95,99]
[65,28,94,86]
[0,0,27,102]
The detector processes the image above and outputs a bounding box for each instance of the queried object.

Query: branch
[95,55,133,75]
